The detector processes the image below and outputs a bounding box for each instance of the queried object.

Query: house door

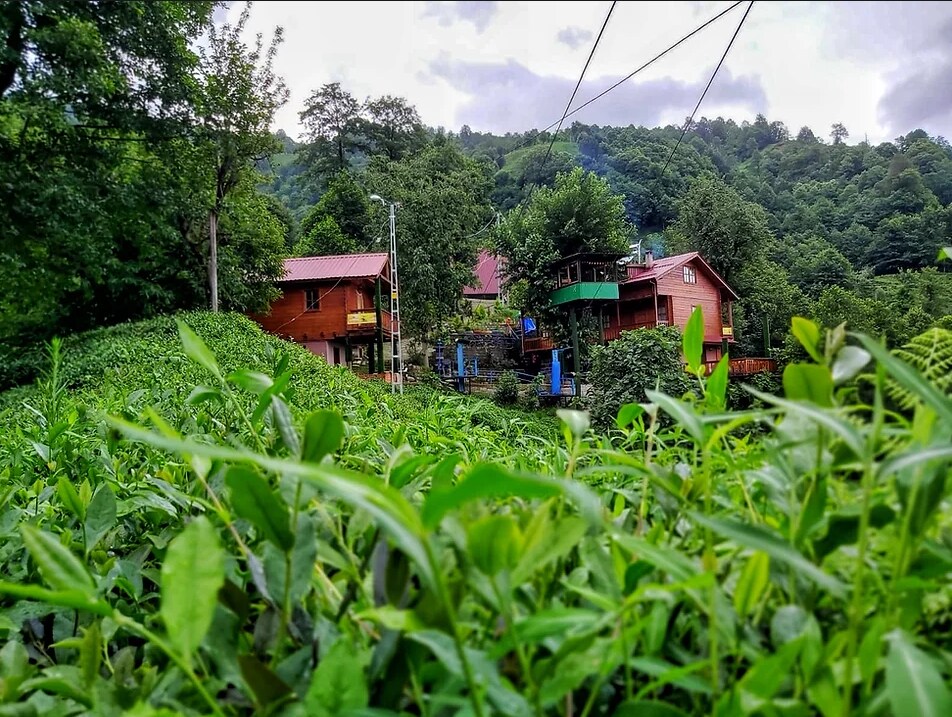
[333,346,341,365]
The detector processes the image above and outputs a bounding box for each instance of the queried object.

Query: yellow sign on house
[722,327,734,337]
[348,311,376,327]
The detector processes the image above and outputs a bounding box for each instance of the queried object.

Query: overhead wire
[514,1,618,217]
[493,1,745,165]
[659,0,755,177]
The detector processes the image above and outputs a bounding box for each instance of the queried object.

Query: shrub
[588,326,692,428]
[493,369,520,405]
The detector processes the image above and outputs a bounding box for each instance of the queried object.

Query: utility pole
[371,195,403,394]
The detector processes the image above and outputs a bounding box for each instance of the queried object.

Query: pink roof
[464,250,502,297]
[625,251,739,299]
[281,253,388,283]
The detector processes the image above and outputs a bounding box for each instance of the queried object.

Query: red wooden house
[607,251,737,363]
[251,253,394,371]
[520,251,773,375]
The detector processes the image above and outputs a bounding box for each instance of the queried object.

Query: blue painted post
[456,341,465,392]
[551,349,561,396]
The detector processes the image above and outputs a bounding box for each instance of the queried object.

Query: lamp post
[370,194,402,394]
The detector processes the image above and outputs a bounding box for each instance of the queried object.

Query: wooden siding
[252,279,385,344]
[656,259,728,343]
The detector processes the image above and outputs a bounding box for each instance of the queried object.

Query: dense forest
[264,111,952,356]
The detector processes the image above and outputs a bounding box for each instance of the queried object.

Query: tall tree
[194,2,288,311]
[0,1,216,344]
[299,82,364,176]
[830,122,849,145]
[364,95,426,160]
[364,141,493,342]
[667,174,771,286]
[496,167,630,319]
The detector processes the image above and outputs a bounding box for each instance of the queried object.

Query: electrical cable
[491,1,745,163]
[659,1,754,178]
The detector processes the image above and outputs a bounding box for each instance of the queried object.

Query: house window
[658,301,669,323]
[683,266,697,284]
[305,289,320,311]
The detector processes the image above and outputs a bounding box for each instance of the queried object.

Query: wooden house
[251,253,394,372]
[607,251,737,363]
[520,251,773,375]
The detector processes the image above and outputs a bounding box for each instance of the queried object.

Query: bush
[588,326,692,428]
[493,369,520,405]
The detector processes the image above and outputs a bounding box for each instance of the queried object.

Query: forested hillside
[264,111,951,355]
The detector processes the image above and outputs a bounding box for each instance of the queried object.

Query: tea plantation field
[0,311,949,717]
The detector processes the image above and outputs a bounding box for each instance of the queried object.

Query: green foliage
[493,369,520,405]
[886,327,952,410]
[667,174,772,286]
[496,166,630,321]
[2,311,952,715]
[587,325,691,428]
[0,2,287,344]
[364,141,494,341]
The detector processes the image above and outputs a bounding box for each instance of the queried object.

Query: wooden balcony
[602,320,661,342]
[702,357,777,376]
[523,335,555,352]
[346,309,395,335]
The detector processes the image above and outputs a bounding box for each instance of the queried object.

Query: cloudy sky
[228,1,952,144]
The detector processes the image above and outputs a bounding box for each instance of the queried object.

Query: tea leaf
[791,317,823,363]
[885,630,952,717]
[160,517,225,662]
[831,345,870,384]
[683,306,704,373]
[225,466,294,551]
[616,402,644,430]
[305,638,368,716]
[733,551,769,618]
[690,514,846,597]
[615,701,690,717]
[238,655,293,709]
[56,477,85,522]
[83,485,116,555]
[783,364,833,406]
[20,525,95,595]
[705,355,729,409]
[301,410,344,464]
[0,581,112,616]
[176,320,222,382]
[227,369,273,395]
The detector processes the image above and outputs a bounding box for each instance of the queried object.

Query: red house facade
[607,252,737,362]
[251,253,394,371]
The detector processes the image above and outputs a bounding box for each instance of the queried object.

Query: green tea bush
[0,309,950,717]
[493,369,520,405]
[588,325,692,428]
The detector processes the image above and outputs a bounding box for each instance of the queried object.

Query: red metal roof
[281,253,389,283]
[624,251,739,299]
[463,250,502,297]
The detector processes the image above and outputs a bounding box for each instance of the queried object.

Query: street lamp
[370,194,403,394]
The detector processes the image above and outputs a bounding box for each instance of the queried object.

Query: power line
[538,0,618,171]
[544,0,745,134]
[494,1,744,163]
[660,1,754,177]
[516,1,618,216]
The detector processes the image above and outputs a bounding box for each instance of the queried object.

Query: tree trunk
[208,210,219,312]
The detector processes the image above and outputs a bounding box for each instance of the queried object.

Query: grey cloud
[426,57,767,133]
[826,2,952,136]
[556,26,593,50]
[423,1,499,34]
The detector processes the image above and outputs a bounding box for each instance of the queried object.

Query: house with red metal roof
[463,250,504,302]
[250,253,394,371]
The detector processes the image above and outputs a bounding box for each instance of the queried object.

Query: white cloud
[227,1,952,143]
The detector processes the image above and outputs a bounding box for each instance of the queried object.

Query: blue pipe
[551,349,561,396]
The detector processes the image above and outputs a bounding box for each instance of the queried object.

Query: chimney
[644,251,654,269]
